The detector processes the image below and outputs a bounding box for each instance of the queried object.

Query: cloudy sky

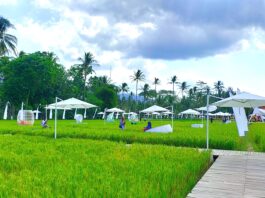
[1,0,265,95]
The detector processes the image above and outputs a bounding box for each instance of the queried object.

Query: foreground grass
[0,120,249,150]
[0,135,210,197]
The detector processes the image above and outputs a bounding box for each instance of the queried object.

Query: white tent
[98,112,104,115]
[140,105,169,113]
[49,97,97,139]
[106,107,125,113]
[162,111,173,115]
[213,92,265,108]
[213,111,225,116]
[196,105,217,112]
[179,109,200,115]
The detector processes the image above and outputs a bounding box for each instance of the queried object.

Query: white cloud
[0,0,18,6]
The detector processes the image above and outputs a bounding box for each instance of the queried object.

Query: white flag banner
[84,109,87,119]
[3,103,8,120]
[62,109,66,119]
[49,109,53,119]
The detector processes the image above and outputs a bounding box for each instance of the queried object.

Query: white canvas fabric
[145,124,173,133]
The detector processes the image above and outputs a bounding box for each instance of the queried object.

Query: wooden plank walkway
[187,150,265,198]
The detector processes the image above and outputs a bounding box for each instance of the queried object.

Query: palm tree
[214,80,224,97]
[170,75,178,95]
[179,81,189,98]
[76,52,97,99]
[153,77,160,99]
[0,17,17,56]
[120,82,129,99]
[130,69,145,104]
[140,83,150,103]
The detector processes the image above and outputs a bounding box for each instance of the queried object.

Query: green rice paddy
[0,119,264,197]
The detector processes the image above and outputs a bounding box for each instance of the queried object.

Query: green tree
[1,51,68,109]
[170,75,178,96]
[0,17,17,56]
[139,83,150,103]
[130,69,145,105]
[214,80,224,97]
[74,52,97,99]
[95,86,118,109]
[153,77,160,99]
[120,82,129,99]
[179,81,189,98]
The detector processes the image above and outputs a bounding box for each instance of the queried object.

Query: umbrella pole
[206,94,210,150]
[54,97,58,139]
[172,105,174,131]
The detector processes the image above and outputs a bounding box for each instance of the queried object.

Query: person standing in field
[119,116,126,130]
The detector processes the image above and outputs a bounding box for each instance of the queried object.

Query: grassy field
[0,135,211,197]
[0,119,254,150]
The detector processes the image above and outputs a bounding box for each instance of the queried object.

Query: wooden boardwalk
[187,150,265,198]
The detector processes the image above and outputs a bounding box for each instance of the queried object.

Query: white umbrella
[49,97,97,139]
[140,105,168,113]
[213,92,265,108]
[48,98,97,109]
[106,107,125,113]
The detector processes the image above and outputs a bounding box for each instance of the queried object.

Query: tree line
[0,16,234,118]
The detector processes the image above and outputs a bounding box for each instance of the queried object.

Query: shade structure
[98,112,104,115]
[140,105,168,113]
[48,98,97,109]
[162,111,173,115]
[196,105,217,112]
[106,107,125,113]
[213,92,265,108]
[179,109,200,115]
[50,97,97,139]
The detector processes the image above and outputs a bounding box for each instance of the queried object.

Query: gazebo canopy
[196,105,217,112]
[213,92,265,108]
[140,105,169,113]
[179,109,200,115]
[48,98,97,109]
[106,107,125,113]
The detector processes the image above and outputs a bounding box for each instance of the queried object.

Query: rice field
[0,119,253,150]
[0,135,211,197]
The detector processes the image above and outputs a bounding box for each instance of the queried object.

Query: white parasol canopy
[196,105,217,112]
[106,107,125,113]
[140,105,168,113]
[98,112,104,115]
[213,92,265,108]
[179,109,200,115]
[48,98,96,109]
